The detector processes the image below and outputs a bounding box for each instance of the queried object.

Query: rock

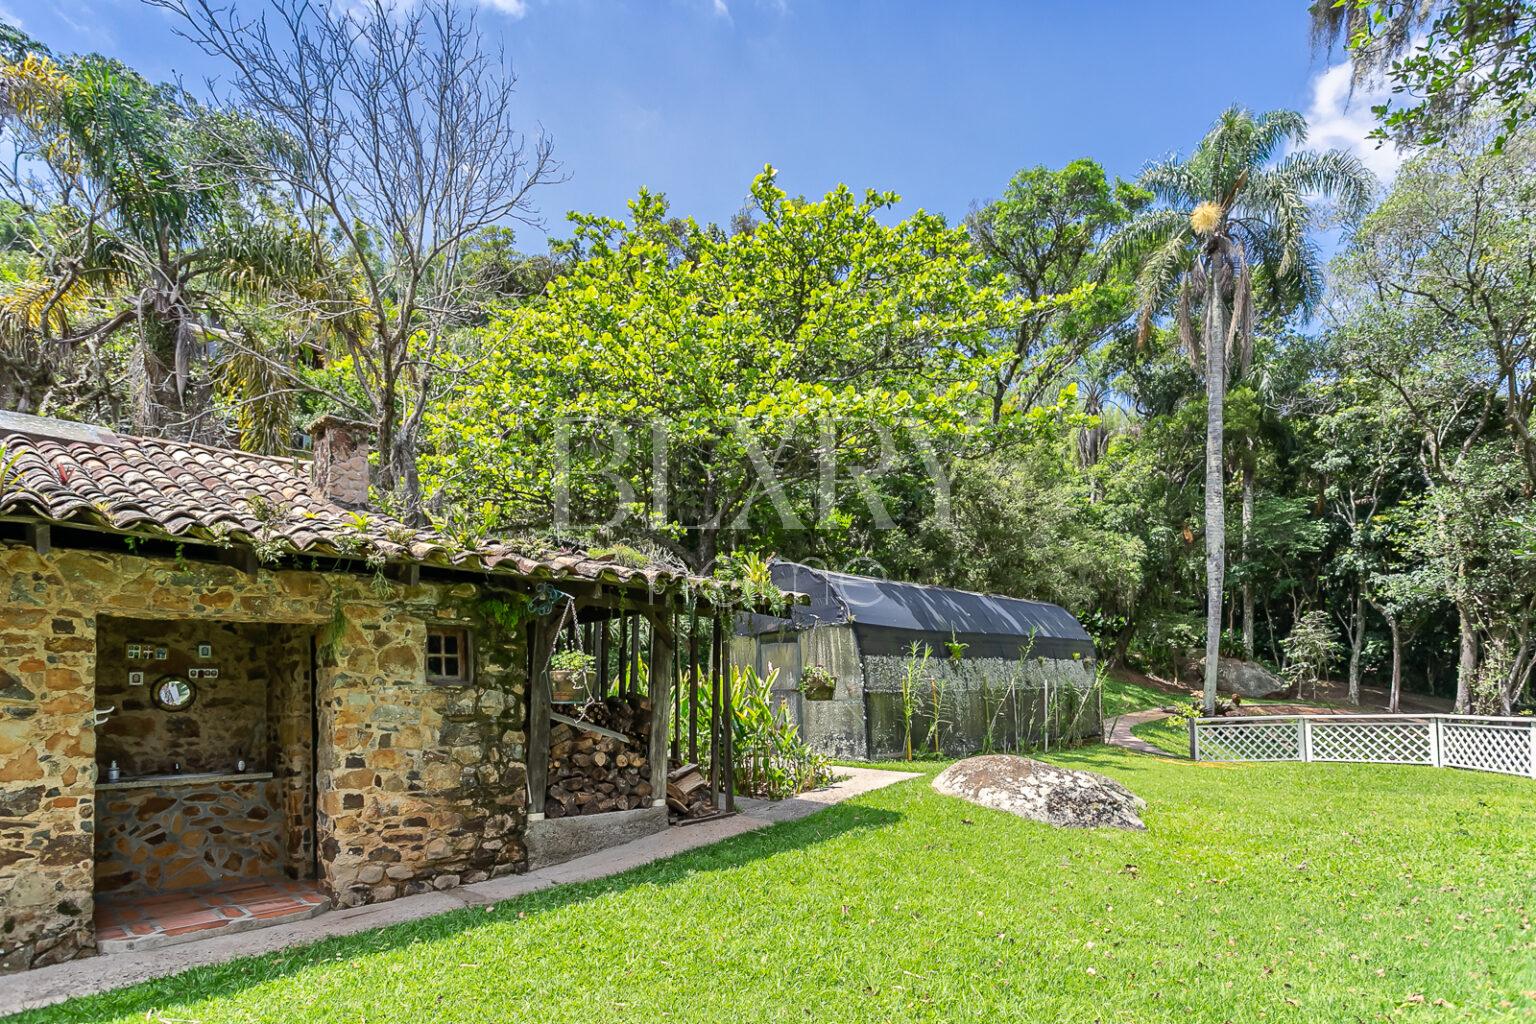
[1210,657,1287,698]
[931,755,1146,831]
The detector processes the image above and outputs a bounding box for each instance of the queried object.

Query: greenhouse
[734,561,1101,760]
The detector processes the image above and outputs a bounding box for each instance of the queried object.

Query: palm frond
[1270,148,1378,221]
[1101,207,1189,271]
[1139,154,1199,208]
[1252,109,1309,163]
[1132,229,1194,324]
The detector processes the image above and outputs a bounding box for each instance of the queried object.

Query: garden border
[1189,713,1536,779]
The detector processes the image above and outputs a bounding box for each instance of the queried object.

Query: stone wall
[0,574,94,971]
[0,542,532,972]
[317,594,530,907]
[94,779,284,895]
[95,617,272,777]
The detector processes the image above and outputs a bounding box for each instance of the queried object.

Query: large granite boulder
[932,755,1146,831]
[1214,657,1287,698]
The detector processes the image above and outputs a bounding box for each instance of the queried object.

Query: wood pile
[545,697,654,818]
[665,763,717,821]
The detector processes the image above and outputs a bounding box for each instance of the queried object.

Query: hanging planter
[549,650,595,704]
[799,664,837,701]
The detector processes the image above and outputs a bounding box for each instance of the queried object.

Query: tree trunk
[1201,256,1228,716]
[1346,592,1364,706]
[1388,614,1401,713]
[1455,601,1476,713]
[1241,455,1255,658]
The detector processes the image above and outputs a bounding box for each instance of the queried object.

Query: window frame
[425,626,473,685]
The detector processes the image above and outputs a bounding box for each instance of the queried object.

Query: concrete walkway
[1105,708,1181,757]
[0,766,917,1016]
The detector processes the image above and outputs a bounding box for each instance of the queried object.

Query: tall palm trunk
[1241,455,1255,658]
[1202,247,1228,716]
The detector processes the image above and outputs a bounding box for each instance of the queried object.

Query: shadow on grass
[27,802,904,1023]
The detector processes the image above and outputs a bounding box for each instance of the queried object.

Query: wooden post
[688,614,699,762]
[718,615,734,812]
[526,620,551,818]
[708,618,721,801]
[670,613,681,761]
[1300,718,1314,763]
[1430,716,1443,768]
[630,613,642,697]
[596,615,610,696]
[1187,717,1198,761]
[649,613,674,807]
[616,612,629,694]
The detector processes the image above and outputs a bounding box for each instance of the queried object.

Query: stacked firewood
[665,763,717,821]
[545,698,654,818]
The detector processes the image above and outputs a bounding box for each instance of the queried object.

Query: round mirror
[152,676,196,712]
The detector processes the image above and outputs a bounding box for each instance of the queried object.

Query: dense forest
[2,2,1535,714]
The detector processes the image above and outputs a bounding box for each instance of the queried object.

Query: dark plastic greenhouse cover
[741,560,1095,660]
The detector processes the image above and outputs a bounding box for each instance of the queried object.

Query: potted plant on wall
[799,664,837,701]
[549,648,596,704]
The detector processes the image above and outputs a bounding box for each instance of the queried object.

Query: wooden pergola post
[648,611,675,808]
[526,618,551,819]
[718,614,734,812]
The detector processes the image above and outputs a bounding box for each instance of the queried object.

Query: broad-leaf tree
[427,169,1065,570]
[153,0,559,520]
[1312,0,1536,148]
[965,160,1146,421]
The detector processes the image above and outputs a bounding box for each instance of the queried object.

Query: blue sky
[2,0,1397,248]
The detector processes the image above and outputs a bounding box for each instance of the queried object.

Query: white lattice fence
[1440,720,1535,777]
[1308,718,1433,764]
[1191,714,1536,780]
[1192,719,1302,762]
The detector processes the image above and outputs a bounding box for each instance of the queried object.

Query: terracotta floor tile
[95,878,327,949]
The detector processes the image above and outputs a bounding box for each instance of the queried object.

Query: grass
[1101,674,1179,717]
[12,750,1536,1024]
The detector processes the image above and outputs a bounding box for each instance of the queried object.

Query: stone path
[0,766,917,1016]
[1104,708,1181,757]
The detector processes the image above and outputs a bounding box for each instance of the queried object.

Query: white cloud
[475,0,528,16]
[1301,60,1406,185]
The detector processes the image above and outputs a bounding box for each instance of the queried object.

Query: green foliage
[798,664,837,701]
[1317,0,1536,149]
[730,666,833,798]
[549,649,596,673]
[425,167,1077,568]
[899,641,931,761]
[965,159,1146,416]
[0,37,313,445]
[1282,610,1343,698]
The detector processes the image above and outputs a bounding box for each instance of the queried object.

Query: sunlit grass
[13,747,1536,1023]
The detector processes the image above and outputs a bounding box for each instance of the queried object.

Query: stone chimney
[308,415,371,508]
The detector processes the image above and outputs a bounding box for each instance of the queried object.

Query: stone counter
[94,779,285,896]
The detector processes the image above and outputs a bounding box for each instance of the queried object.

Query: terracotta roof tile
[0,414,703,594]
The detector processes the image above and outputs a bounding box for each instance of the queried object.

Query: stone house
[0,411,743,973]
[735,560,1101,760]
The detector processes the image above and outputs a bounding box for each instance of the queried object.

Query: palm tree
[0,44,314,449]
[1107,107,1374,713]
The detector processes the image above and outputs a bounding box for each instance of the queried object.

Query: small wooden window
[427,628,470,683]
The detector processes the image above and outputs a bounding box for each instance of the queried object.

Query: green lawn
[1102,674,1181,717]
[13,750,1536,1024]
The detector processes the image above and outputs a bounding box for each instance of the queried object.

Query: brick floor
[95,879,328,947]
